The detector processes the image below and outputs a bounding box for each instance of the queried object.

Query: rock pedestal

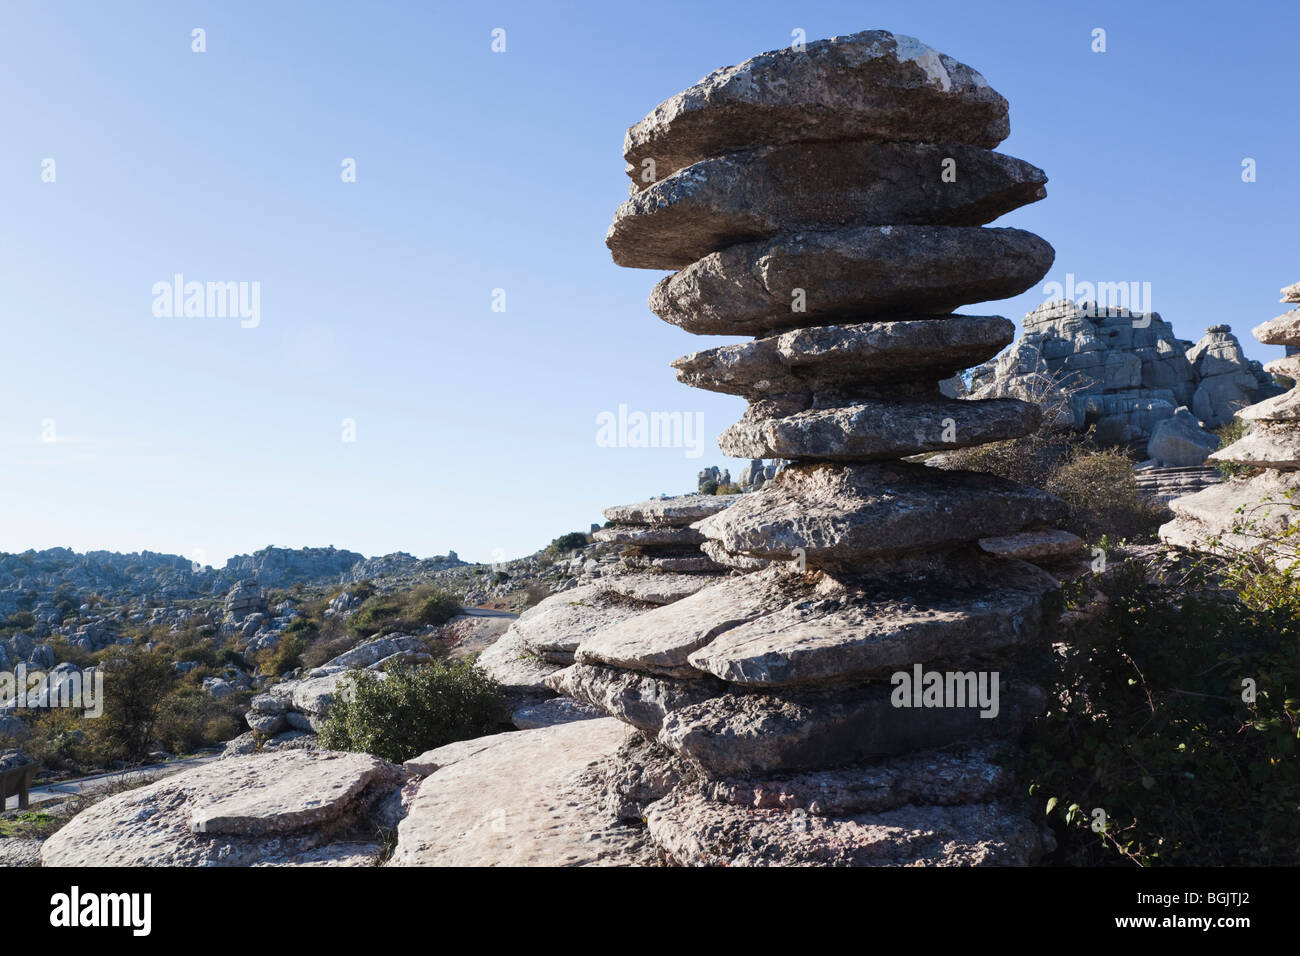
[577,30,1071,864]
[1161,283,1300,559]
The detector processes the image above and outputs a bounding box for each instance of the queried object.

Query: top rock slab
[603,493,740,526]
[624,30,1010,189]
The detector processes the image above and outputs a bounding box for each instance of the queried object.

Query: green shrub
[412,587,461,626]
[318,660,506,763]
[260,630,308,677]
[94,647,177,763]
[155,687,247,755]
[347,585,462,637]
[548,532,589,554]
[940,426,1082,489]
[1213,419,1253,479]
[946,430,1167,544]
[1045,446,1170,543]
[20,708,96,774]
[1023,558,1300,865]
[1,611,36,632]
[698,479,719,495]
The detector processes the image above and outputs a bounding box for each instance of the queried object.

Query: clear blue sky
[1,0,1296,565]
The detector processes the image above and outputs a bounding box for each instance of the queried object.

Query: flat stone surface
[511,696,607,730]
[609,141,1045,269]
[687,559,1058,686]
[405,734,510,777]
[576,569,799,677]
[673,315,1015,400]
[0,837,43,867]
[1265,355,1300,379]
[41,752,405,866]
[645,791,1042,866]
[603,493,740,526]
[719,395,1041,460]
[251,842,383,867]
[390,719,654,866]
[1160,470,1300,558]
[623,29,1009,188]
[1253,310,1300,347]
[657,679,1045,775]
[649,226,1054,336]
[977,529,1084,560]
[187,751,391,835]
[476,627,561,694]
[505,585,652,662]
[696,462,1065,569]
[1210,423,1300,469]
[593,525,705,548]
[597,571,720,605]
[1239,387,1300,422]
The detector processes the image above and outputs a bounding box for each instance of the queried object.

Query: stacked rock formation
[593,493,737,572]
[479,493,735,719]
[1161,282,1300,559]
[563,31,1078,865]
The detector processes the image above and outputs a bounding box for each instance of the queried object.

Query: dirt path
[6,750,221,810]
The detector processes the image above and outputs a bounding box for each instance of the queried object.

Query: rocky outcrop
[390,718,653,866]
[1146,407,1220,466]
[968,302,1280,455]
[619,30,1011,188]
[575,30,1065,865]
[698,461,785,493]
[40,751,408,866]
[1161,282,1300,560]
[242,634,432,735]
[479,494,736,722]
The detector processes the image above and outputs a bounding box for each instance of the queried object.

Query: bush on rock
[318,660,506,763]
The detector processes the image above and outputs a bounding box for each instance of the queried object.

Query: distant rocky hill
[0,545,465,621]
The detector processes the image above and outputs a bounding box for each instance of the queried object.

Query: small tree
[96,648,177,762]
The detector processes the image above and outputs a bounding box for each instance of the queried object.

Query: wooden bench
[0,760,38,811]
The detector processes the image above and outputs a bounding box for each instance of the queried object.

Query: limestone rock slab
[41,751,405,866]
[645,791,1043,866]
[695,462,1064,568]
[650,226,1055,336]
[576,568,800,677]
[593,525,705,548]
[506,584,652,663]
[977,529,1084,561]
[1210,423,1300,469]
[623,29,1010,188]
[657,680,1045,775]
[390,718,653,866]
[603,494,740,526]
[609,141,1045,269]
[719,395,1041,461]
[687,560,1058,686]
[1253,310,1300,347]
[673,315,1015,399]
[597,572,719,605]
